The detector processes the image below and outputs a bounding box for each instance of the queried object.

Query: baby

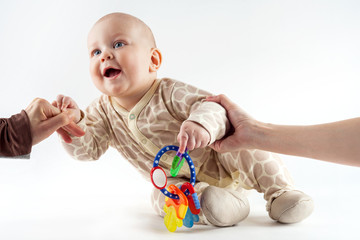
[55,12,314,226]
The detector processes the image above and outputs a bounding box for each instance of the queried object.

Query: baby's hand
[53,94,82,143]
[53,95,81,120]
[177,121,210,153]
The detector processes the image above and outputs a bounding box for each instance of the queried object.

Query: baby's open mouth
[104,68,121,78]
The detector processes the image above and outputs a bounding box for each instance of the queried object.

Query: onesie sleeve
[166,80,230,144]
[61,98,111,160]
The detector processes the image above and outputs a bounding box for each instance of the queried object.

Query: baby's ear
[149,48,162,72]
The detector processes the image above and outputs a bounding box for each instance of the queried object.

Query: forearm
[61,116,108,161]
[168,80,230,144]
[251,118,360,167]
[187,101,230,144]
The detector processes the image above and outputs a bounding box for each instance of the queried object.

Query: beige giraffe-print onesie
[61,78,294,224]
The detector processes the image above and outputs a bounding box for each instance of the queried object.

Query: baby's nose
[101,55,112,62]
[101,51,113,62]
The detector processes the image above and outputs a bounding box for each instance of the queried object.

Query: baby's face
[87,14,155,100]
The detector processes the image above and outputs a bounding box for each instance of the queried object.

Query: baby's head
[87,13,162,108]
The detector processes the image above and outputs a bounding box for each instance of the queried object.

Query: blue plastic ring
[153,145,196,199]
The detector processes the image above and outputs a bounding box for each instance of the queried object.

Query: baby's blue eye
[114,42,125,48]
[93,50,101,56]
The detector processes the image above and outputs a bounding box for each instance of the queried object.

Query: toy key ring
[150,145,196,199]
[150,145,201,232]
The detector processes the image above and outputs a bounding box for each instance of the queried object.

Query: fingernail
[176,150,183,157]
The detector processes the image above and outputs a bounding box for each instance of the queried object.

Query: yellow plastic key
[163,205,183,232]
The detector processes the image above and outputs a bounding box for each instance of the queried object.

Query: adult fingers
[209,138,231,153]
[209,140,225,153]
[37,111,72,140]
[42,101,62,119]
[206,94,237,112]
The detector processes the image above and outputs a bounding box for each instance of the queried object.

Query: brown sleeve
[0,110,32,157]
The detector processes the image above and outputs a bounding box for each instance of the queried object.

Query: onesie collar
[110,79,161,118]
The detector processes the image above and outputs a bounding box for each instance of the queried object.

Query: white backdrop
[0,1,359,240]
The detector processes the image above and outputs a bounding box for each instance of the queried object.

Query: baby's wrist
[75,110,84,123]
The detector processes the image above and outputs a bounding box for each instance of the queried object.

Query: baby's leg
[217,149,313,223]
[218,150,295,207]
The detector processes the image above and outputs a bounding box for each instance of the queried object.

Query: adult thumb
[209,139,228,153]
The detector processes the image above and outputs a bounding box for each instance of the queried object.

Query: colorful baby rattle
[150,145,201,232]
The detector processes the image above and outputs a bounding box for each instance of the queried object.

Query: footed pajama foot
[269,190,314,224]
[201,186,250,227]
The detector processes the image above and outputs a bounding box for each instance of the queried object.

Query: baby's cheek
[89,60,100,76]
[89,67,102,83]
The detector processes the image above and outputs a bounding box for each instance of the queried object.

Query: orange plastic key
[165,184,188,219]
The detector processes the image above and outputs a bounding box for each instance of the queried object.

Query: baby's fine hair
[96,12,157,48]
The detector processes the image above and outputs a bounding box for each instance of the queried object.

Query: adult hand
[25,98,85,145]
[206,94,256,153]
[207,95,360,167]
[52,94,82,143]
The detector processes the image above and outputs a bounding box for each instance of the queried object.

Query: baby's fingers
[56,128,73,143]
[56,95,74,111]
[186,135,196,151]
[177,130,188,154]
[52,100,58,108]
[62,122,85,137]
[194,138,207,149]
[55,94,65,110]
[61,97,73,110]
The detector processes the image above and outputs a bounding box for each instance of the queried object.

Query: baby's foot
[201,186,250,227]
[269,190,314,223]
